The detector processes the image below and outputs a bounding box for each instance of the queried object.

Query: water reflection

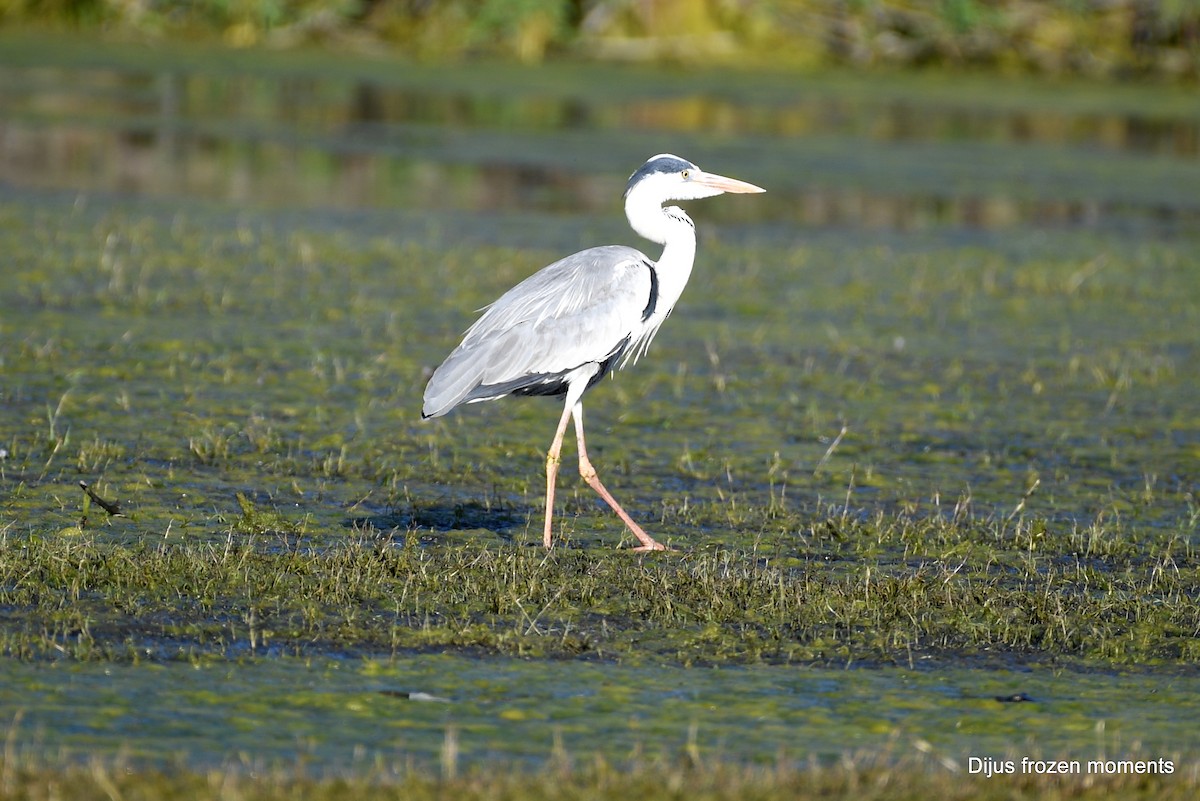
[1,63,1197,231]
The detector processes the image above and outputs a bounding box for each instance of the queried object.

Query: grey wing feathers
[422,245,654,418]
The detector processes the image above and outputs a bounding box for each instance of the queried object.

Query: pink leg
[543,398,575,549]
[572,402,666,551]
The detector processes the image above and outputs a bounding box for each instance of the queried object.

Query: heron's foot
[628,539,669,552]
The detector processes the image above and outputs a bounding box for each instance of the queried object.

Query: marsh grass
[1,748,1196,801]
[0,513,1195,667]
[1,194,1197,672]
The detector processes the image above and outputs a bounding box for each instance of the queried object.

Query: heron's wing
[422,245,654,418]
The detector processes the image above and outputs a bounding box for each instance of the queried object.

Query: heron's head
[624,154,764,203]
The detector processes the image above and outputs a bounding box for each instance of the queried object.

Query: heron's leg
[572,401,666,551]
[543,397,575,549]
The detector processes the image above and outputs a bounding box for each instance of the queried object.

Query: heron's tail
[421,349,484,419]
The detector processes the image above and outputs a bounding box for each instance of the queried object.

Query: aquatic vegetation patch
[0,520,1195,668]
[0,191,1197,672]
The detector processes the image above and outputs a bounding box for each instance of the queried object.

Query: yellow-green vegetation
[0,525,1196,665]
[0,0,1196,76]
[0,166,1196,670]
[2,179,1197,791]
[0,752,1196,801]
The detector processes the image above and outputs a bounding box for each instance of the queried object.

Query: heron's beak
[693,171,766,194]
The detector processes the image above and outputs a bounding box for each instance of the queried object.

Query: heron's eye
[681,170,691,180]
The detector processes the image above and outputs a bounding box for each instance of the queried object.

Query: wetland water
[4,656,1198,773]
[1,35,1199,775]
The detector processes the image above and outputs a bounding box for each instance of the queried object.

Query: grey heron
[422,154,764,550]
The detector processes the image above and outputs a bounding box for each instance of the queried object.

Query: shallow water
[2,655,1194,772]
[1,34,1198,776]
[2,35,1198,233]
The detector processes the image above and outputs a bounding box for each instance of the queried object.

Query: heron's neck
[625,197,697,314]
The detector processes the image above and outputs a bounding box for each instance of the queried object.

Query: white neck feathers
[624,191,698,330]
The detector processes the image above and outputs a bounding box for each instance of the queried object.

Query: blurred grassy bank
[1,0,1196,78]
[1,751,1196,801]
